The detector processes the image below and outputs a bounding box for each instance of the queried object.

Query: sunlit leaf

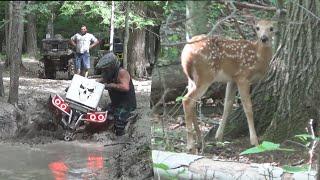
[282,165,308,173]
[240,141,294,155]
[175,96,185,102]
[153,163,170,171]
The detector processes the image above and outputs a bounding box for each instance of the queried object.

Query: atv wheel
[38,60,46,79]
[67,58,75,80]
[44,60,56,79]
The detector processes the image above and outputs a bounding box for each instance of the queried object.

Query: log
[150,62,226,108]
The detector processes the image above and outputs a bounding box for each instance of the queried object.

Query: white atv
[50,74,108,141]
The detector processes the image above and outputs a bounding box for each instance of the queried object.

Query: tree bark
[5,1,13,67]
[26,1,37,58]
[185,1,210,39]
[126,2,161,78]
[0,62,4,97]
[8,1,25,106]
[205,0,320,143]
[47,13,54,38]
[109,1,115,52]
[123,1,130,70]
[127,29,148,78]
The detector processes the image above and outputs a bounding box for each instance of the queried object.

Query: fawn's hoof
[250,137,259,146]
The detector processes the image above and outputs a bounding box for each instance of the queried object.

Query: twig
[217,0,277,11]
[225,2,247,39]
[104,142,131,146]
[308,119,318,172]
[283,140,307,149]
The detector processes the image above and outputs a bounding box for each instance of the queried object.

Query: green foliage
[60,1,159,29]
[162,1,185,17]
[153,162,186,180]
[175,96,185,102]
[208,2,225,25]
[240,141,294,155]
[294,134,320,146]
[216,141,231,147]
[282,164,309,173]
[153,163,170,171]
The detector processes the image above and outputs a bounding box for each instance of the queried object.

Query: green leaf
[175,96,185,102]
[240,141,294,155]
[153,163,170,171]
[295,134,313,139]
[282,165,308,173]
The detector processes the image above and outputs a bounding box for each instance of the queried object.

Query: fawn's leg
[235,79,259,146]
[215,81,237,141]
[183,80,211,153]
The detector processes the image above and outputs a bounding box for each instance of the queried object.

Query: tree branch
[217,0,276,11]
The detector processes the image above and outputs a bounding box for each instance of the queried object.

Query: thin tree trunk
[8,1,25,106]
[47,13,54,38]
[5,1,13,67]
[206,0,320,143]
[0,62,4,97]
[26,1,37,58]
[123,1,130,70]
[109,1,115,52]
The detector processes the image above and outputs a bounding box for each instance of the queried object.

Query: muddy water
[0,142,109,180]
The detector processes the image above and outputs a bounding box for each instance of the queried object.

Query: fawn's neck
[255,41,273,73]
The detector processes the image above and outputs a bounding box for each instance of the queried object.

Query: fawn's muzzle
[261,35,269,43]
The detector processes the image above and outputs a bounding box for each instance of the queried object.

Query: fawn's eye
[270,27,274,32]
[256,26,260,31]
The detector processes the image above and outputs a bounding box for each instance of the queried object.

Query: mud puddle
[0,141,110,180]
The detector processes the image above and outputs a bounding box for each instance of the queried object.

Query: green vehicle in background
[38,34,75,79]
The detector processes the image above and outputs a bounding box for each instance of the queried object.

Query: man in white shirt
[70,25,99,77]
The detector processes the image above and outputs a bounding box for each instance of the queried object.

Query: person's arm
[105,69,130,92]
[89,35,100,49]
[70,34,77,47]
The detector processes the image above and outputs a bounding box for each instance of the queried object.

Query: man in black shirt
[96,53,137,136]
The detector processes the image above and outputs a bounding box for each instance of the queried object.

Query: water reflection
[48,144,106,180]
[0,142,108,180]
[48,153,105,180]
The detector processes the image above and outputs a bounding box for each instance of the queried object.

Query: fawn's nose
[261,35,269,43]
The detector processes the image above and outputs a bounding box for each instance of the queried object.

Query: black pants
[107,104,132,136]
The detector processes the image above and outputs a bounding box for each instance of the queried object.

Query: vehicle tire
[67,58,75,80]
[38,60,46,79]
[44,60,56,79]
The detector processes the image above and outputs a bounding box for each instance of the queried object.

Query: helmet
[96,52,121,83]
[95,52,120,70]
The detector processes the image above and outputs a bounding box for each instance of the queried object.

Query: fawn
[181,20,274,153]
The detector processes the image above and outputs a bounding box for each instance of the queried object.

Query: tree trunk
[5,1,12,67]
[205,0,320,143]
[127,29,148,78]
[123,1,130,70]
[0,62,4,97]
[145,25,161,75]
[109,1,115,52]
[8,1,25,106]
[47,13,54,38]
[26,1,37,58]
[126,2,161,78]
[185,1,210,39]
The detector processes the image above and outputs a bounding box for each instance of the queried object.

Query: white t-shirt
[71,33,98,53]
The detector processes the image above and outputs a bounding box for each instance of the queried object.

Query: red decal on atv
[83,112,107,123]
[52,95,70,114]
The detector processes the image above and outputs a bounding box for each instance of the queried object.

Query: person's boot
[114,118,127,136]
